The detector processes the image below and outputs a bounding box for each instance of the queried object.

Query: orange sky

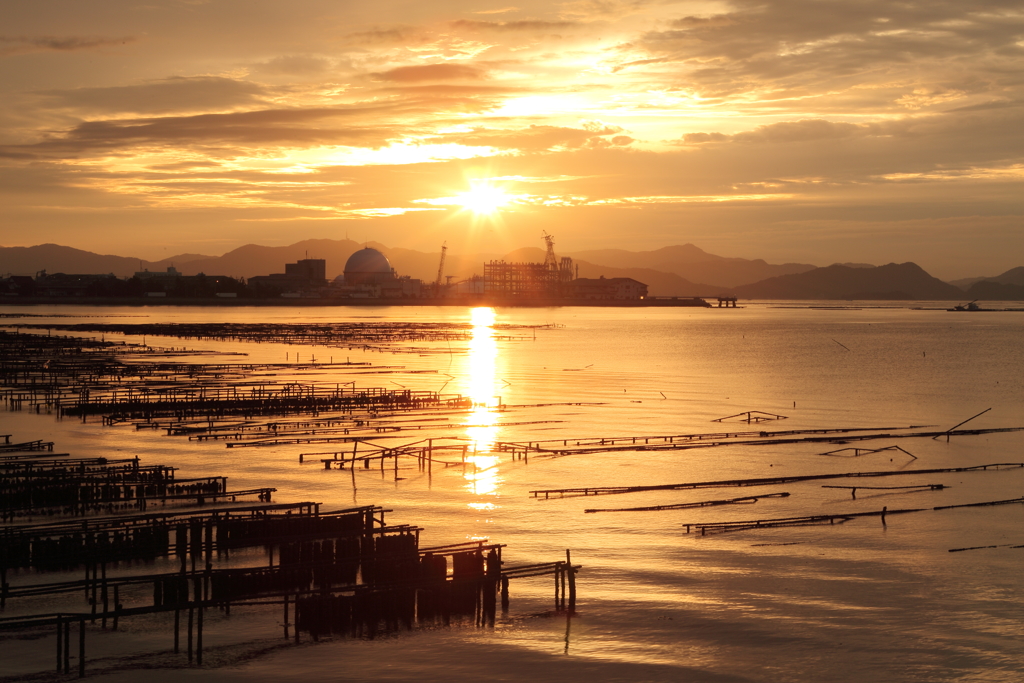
[2,0,1023,278]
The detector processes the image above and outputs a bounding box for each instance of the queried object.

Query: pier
[0,439,580,676]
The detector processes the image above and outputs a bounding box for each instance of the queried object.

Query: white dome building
[343,248,395,286]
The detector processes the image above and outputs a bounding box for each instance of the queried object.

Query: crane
[542,231,557,269]
[435,241,447,294]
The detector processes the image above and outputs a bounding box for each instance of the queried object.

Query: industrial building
[249,258,327,295]
[477,233,647,301]
[482,233,577,299]
[567,276,648,300]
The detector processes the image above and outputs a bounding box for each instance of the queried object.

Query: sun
[455,180,511,215]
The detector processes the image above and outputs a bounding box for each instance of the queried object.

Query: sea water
[1,302,1023,682]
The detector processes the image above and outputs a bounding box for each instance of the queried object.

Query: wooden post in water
[554,563,561,610]
[101,563,108,628]
[283,594,289,639]
[64,619,70,674]
[560,561,567,611]
[90,564,97,623]
[78,617,85,678]
[56,616,63,672]
[196,597,204,666]
[187,606,194,663]
[566,550,576,614]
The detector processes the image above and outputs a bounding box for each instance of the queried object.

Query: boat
[949,300,983,311]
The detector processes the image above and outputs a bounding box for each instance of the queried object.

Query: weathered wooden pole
[56,616,63,672]
[113,585,120,630]
[90,564,98,623]
[101,563,108,629]
[283,594,290,639]
[78,617,85,677]
[196,598,204,665]
[554,563,561,610]
[560,562,567,610]
[63,619,70,674]
[187,606,194,663]
[566,550,576,614]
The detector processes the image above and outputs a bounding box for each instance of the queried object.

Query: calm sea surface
[1,303,1023,682]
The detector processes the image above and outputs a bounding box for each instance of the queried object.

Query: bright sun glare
[455,181,511,215]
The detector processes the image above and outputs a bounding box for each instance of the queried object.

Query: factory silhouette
[1,235,721,306]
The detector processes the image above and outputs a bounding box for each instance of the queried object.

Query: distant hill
[994,266,1024,286]
[733,263,963,300]
[565,244,817,288]
[963,280,1024,301]
[950,266,1024,291]
[947,276,986,290]
[164,239,371,279]
[0,244,164,277]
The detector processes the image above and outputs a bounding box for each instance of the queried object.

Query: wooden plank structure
[0,443,580,676]
[486,425,939,458]
[820,445,917,459]
[530,463,1024,499]
[822,484,946,499]
[0,329,475,419]
[5,320,554,357]
[683,496,1024,535]
[584,492,791,513]
[711,410,787,423]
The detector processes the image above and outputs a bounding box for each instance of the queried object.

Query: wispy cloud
[370,63,489,82]
[0,35,135,56]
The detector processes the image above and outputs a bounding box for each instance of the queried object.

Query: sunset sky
[2,0,1023,278]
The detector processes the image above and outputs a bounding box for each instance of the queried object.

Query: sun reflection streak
[464,307,502,497]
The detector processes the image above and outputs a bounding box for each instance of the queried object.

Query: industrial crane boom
[435,242,447,288]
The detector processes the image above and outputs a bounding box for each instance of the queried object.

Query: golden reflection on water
[463,307,502,498]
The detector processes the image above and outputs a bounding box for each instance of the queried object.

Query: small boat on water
[949,300,984,311]
[944,301,1024,312]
